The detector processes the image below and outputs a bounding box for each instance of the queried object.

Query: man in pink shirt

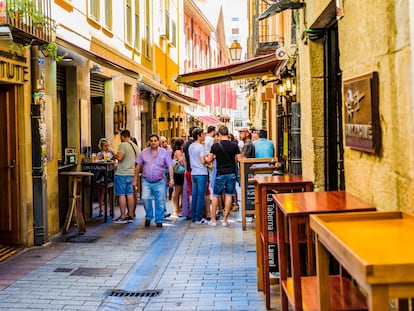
[133,134,174,227]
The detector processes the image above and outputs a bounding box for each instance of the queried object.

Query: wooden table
[311,211,414,311]
[274,191,376,311]
[59,171,94,235]
[254,174,313,305]
[81,159,115,222]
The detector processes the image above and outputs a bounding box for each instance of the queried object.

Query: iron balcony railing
[0,0,54,44]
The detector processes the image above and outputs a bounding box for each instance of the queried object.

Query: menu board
[239,158,274,214]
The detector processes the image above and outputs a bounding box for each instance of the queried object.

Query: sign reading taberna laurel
[343,71,380,154]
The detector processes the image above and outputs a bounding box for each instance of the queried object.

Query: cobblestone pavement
[0,197,281,311]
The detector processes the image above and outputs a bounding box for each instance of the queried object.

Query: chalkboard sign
[239,158,275,230]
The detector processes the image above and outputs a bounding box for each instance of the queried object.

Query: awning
[184,108,223,125]
[196,115,223,125]
[257,1,306,21]
[175,52,288,87]
[139,75,201,107]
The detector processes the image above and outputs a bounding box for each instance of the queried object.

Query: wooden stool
[59,171,93,235]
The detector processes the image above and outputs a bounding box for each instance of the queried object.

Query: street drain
[109,289,162,298]
[70,267,115,277]
[54,268,73,273]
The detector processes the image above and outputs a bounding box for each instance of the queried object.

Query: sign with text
[344,71,380,153]
[239,158,274,214]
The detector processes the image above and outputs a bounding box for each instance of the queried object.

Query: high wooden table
[274,191,376,311]
[310,211,414,311]
[59,171,94,235]
[254,174,313,307]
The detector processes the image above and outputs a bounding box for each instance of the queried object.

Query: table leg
[62,188,75,234]
[104,169,108,222]
[315,236,330,311]
[256,185,263,291]
[289,217,303,311]
[73,177,86,234]
[276,206,288,311]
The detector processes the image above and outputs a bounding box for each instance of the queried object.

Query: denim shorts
[213,173,237,196]
[114,175,134,196]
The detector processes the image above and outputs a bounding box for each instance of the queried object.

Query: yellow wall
[300,0,414,212]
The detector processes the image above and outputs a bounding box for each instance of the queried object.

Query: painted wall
[300,0,414,211]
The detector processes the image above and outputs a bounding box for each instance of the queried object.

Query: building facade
[248,0,414,213]
[0,0,204,247]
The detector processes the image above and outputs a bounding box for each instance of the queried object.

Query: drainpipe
[31,45,48,246]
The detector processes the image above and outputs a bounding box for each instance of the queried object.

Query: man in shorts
[206,125,243,227]
[112,129,139,224]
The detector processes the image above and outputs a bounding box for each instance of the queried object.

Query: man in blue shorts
[112,130,139,224]
[206,126,243,227]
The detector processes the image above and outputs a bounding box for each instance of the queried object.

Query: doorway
[0,85,20,245]
[90,75,105,153]
[324,23,345,190]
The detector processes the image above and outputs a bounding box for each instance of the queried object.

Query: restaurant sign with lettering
[0,50,29,83]
[343,71,380,154]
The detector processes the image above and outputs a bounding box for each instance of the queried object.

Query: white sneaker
[222,221,228,227]
[208,220,217,227]
[195,218,208,225]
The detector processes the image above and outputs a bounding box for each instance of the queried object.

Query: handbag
[173,159,185,174]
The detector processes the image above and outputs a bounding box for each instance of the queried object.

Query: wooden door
[0,85,20,245]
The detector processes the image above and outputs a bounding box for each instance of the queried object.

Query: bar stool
[59,171,94,235]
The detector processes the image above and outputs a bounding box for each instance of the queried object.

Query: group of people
[94,125,275,228]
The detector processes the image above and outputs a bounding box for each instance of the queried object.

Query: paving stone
[0,195,281,310]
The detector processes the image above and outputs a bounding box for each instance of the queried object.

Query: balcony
[0,0,54,45]
[248,34,283,58]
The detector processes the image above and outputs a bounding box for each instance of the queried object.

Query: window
[104,0,112,29]
[125,0,132,44]
[232,28,239,35]
[89,0,100,21]
[144,0,150,57]
[125,0,144,53]
[169,19,176,46]
[134,0,140,50]
[88,0,112,30]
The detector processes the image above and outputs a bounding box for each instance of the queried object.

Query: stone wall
[299,0,414,211]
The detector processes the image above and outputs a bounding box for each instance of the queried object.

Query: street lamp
[229,40,242,61]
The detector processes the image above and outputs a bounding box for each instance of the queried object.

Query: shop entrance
[0,84,20,245]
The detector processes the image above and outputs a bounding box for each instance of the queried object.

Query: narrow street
[0,193,281,311]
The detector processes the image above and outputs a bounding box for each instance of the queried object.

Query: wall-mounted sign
[0,50,29,83]
[343,71,380,154]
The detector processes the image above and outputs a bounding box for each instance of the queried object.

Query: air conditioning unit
[276,47,288,60]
